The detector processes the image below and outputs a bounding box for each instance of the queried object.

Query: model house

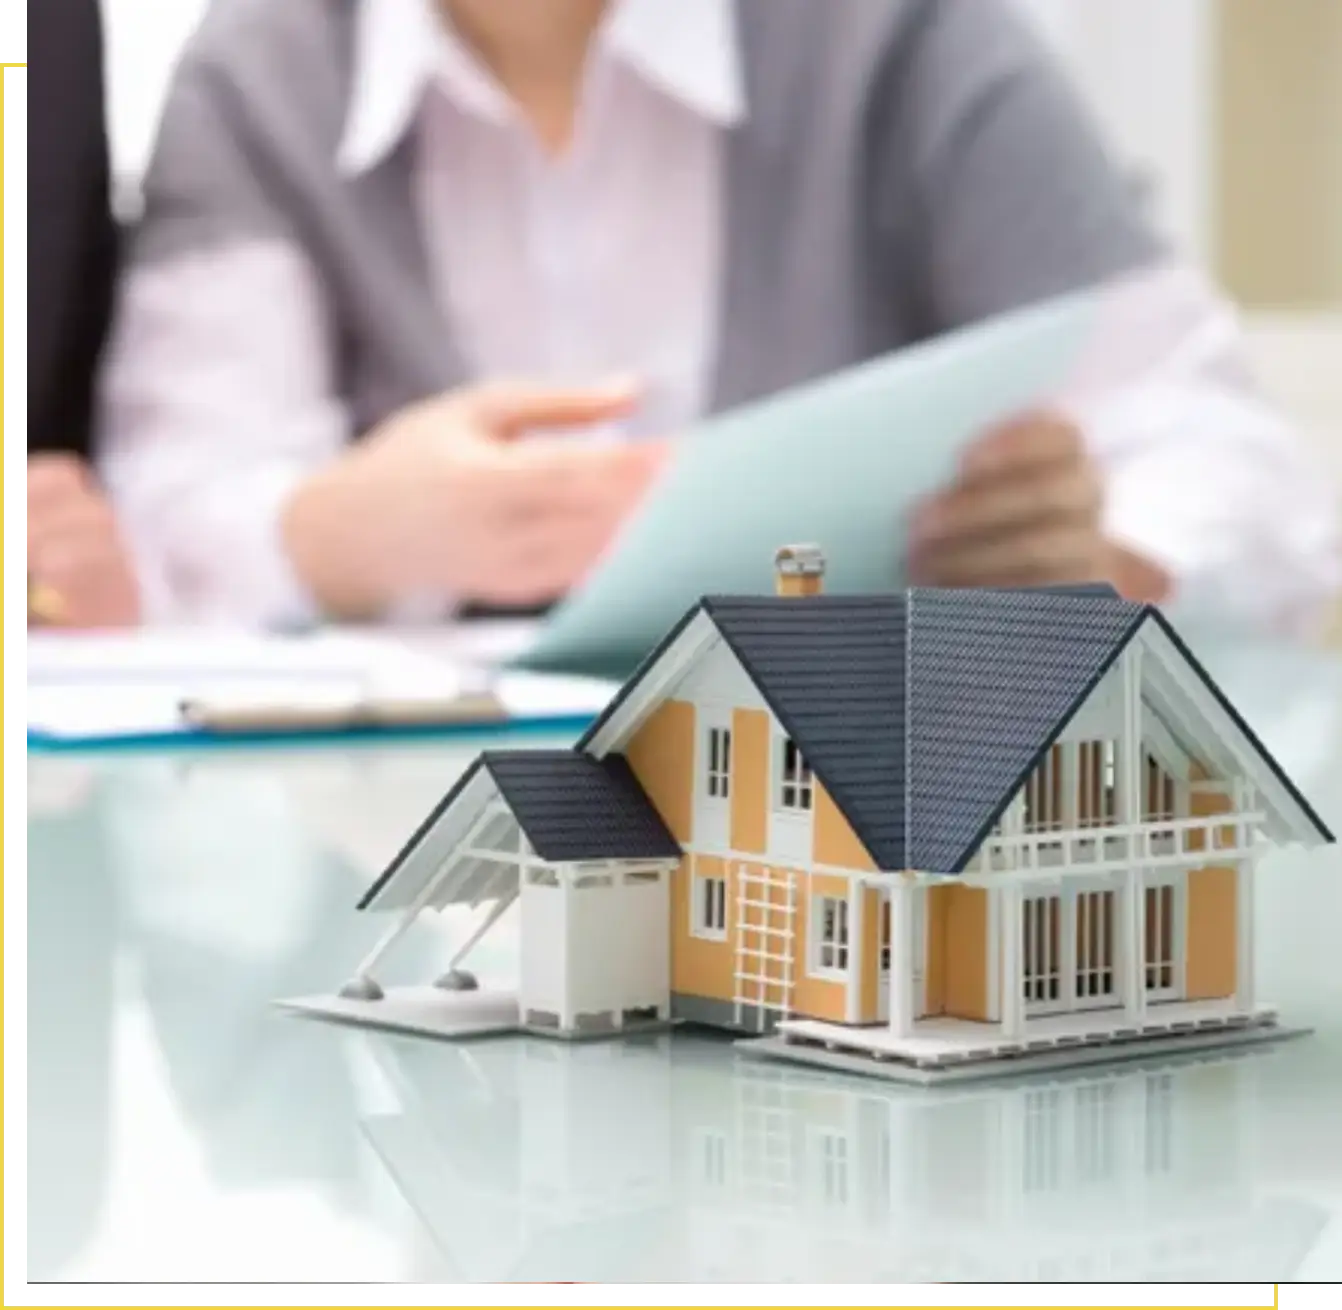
[318,546,1334,1081]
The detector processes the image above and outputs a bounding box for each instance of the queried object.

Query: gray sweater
[133,0,1162,438]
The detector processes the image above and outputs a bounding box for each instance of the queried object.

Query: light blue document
[521,291,1099,675]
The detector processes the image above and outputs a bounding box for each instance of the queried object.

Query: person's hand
[283,380,669,616]
[908,411,1171,602]
[27,454,142,628]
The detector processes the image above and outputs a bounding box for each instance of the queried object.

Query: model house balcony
[973,811,1266,877]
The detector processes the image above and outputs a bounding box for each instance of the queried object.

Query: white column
[887,880,915,1039]
[1000,884,1023,1040]
[1235,856,1256,1012]
[348,801,506,985]
[1235,782,1257,1013]
[556,863,575,1032]
[1060,742,1080,831]
[1121,644,1147,1026]
[845,877,864,1024]
[1120,645,1144,833]
[1124,865,1147,1025]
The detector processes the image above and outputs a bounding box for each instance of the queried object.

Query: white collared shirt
[97,0,1340,633]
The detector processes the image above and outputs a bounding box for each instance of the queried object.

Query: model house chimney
[774,544,826,597]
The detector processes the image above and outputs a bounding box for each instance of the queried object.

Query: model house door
[876,891,925,1022]
[877,895,891,1019]
[1021,881,1121,1018]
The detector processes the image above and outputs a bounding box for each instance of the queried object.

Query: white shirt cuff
[1091,388,1342,637]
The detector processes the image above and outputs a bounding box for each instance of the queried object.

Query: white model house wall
[520,868,671,1034]
[672,635,819,867]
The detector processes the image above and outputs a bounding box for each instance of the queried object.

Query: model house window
[816,1130,850,1206]
[697,1130,728,1187]
[706,726,732,799]
[1023,1087,1062,1194]
[1074,889,1116,1003]
[694,874,728,939]
[573,873,614,890]
[1074,1081,1118,1185]
[1022,894,1062,1006]
[1145,882,1176,993]
[1145,754,1177,821]
[879,899,891,972]
[1144,1073,1174,1175]
[778,737,813,811]
[1078,741,1118,828]
[1024,746,1064,833]
[812,895,849,973]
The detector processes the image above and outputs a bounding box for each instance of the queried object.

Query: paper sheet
[520,291,1099,675]
[27,630,615,745]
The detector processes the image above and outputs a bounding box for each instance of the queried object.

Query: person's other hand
[908,412,1171,602]
[27,454,142,628]
[283,380,669,616]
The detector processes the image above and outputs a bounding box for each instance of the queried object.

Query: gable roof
[481,750,680,863]
[702,588,1151,872]
[357,748,680,911]
[578,586,1333,875]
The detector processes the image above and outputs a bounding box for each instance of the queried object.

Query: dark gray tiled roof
[703,588,1147,873]
[699,595,911,865]
[362,586,1332,912]
[481,750,681,863]
[902,588,1147,872]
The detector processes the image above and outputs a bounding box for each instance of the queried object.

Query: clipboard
[519,290,1099,676]
[26,631,617,751]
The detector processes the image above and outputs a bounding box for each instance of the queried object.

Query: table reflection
[351,1031,1329,1283]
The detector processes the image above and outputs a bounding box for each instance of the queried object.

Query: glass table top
[26,643,1342,1283]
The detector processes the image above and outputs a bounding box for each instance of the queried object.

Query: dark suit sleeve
[27,0,120,461]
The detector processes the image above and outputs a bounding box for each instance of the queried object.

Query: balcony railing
[976,812,1265,875]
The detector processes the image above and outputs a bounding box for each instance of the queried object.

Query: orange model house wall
[624,698,875,1027]
[932,886,992,1021]
[623,700,697,844]
[1184,781,1239,1001]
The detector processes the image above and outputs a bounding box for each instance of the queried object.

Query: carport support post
[342,803,505,998]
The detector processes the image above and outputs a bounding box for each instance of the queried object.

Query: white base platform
[753,1002,1291,1084]
[739,1020,1305,1086]
[278,986,521,1041]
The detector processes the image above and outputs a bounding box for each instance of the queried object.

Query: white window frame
[1143,871,1186,1002]
[877,888,929,1020]
[809,894,849,978]
[1076,740,1119,829]
[1072,885,1118,1011]
[776,735,814,813]
[705,725,732,801]
[1023,745,1065,834]
[1022,875,1124,1017]
[691,872,728,942]
[1022,890,1066,1015]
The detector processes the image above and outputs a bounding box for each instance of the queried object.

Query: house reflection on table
[357,1032,1327,1283]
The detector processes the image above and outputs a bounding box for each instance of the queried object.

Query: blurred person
[28,0,144,628]
[98,0,1339,631]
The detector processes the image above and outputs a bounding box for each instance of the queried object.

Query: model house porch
[715,627,1293,1069]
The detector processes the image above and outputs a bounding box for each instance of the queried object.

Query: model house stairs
[294,546,1334,1084]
